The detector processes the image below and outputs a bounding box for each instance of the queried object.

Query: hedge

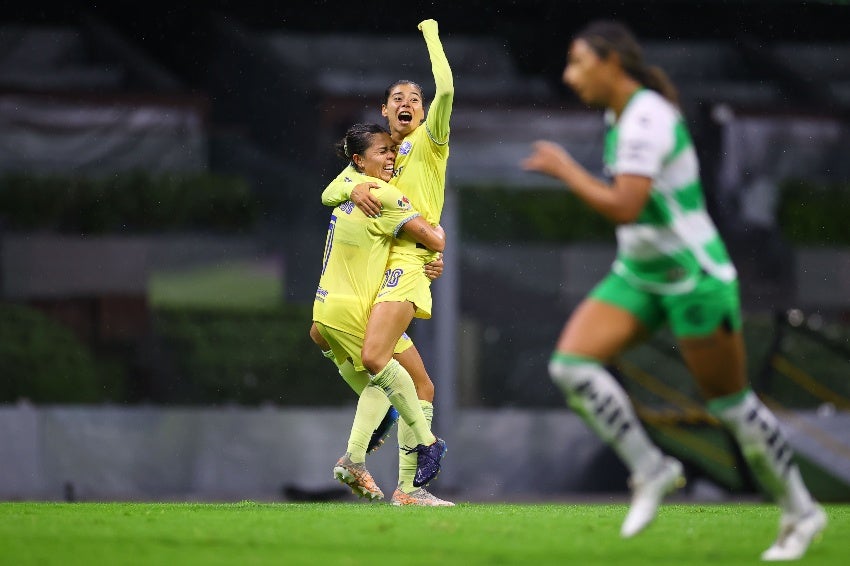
[777,179,850,245]
[0,303,125,403]
[460,181,850,246]
[4,301,848,408]
[151,305,353,405]
[0,171,258,234]
[459,186,614,243]
[1,173,846,245]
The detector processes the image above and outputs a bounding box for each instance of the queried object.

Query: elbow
[606,205,642,225]
[609,211,638,225]
[428,231,445,253]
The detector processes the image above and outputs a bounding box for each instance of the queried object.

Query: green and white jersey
[604,89,737,295]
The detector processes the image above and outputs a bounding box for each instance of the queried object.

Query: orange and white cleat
[332,453,384,500]
[391,487,454,507]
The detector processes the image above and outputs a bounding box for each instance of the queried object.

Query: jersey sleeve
[615,96,675,179]
[373,184,421,237]
[320,166,355,206]
[419,19,454,145]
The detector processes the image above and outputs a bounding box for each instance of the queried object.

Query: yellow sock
[346,384,387,463]
[337,359,369,395]
[370,359,435,446]
[321,350,370,395]
[397,400,433,493]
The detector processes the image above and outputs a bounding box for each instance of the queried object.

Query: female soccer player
[319,18,455,506]
[313,123,447,500]
[521,20,826,561]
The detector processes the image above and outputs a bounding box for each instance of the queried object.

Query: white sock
[709,389,815,516]
[549,353,663,479]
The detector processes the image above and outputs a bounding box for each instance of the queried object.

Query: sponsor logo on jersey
[398,140,413,155]
[315,286,328,302]
[340,201,355,214]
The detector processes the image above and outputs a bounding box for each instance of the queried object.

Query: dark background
[6,0,849,97]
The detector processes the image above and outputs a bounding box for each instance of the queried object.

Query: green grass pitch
[0,501,846,565]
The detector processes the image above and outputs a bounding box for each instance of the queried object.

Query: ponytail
[635,64,679,107]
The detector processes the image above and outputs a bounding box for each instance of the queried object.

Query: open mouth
[398,111,413,124]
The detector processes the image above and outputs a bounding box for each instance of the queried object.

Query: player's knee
[361,344,388,375]
[548,353,597,394]
[309,323,328,349]
[548,358,574,394]
[413,377,435,402]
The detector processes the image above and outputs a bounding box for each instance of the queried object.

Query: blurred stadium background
[1,0,849,503]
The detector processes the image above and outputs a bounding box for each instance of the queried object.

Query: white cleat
[620,457,685,538]
[391,487,455,507]
[761,505,827,561]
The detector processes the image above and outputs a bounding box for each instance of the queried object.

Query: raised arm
[419,19,453,144]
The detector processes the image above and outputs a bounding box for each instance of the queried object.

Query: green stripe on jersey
[637,192,673,225]
[704,237,731,264]
[673,180,705,212]
[664,120,693,165]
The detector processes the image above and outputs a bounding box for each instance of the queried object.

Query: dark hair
[575,20,679,106]
[334,123,390,170]
[383,80,425,105]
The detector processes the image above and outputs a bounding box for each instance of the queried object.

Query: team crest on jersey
[397,195,411,210]
[398,141,413,155]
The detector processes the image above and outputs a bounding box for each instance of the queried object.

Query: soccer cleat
[405,437,447,488]
[620,456,685,538]
[367,406,399,454]
[761,505,827,561]
[332,453,384,500]
[391,487,455,507]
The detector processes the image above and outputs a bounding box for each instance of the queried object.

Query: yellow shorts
[314,321,414,372]
[374,257,433,319]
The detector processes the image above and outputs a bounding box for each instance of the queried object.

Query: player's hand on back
[350,182,383,218]
[423,254,444,281]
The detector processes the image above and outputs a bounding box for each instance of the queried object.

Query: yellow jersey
[321,19,453,265]
[313,166,421,338]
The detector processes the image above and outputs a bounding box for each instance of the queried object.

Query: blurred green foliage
[0,304,125,403]
[777,179,850,245]
[0,171,257,233]
[462,181,850,246]
[459,186,615,243]
[151,305,351,405]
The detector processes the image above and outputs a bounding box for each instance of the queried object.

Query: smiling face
[381,82,425,142]
[352,131,396,182]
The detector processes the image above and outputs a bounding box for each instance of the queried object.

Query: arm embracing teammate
[314,19,456,506]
